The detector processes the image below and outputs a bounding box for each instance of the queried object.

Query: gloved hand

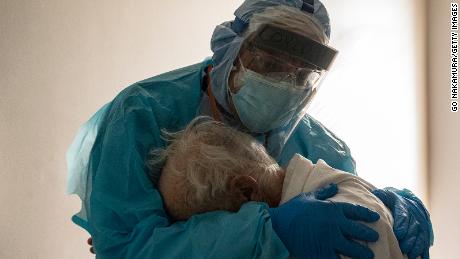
[372,188,434,259]
[269,183,380,259]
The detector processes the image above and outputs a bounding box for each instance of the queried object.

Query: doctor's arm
[91,201,289,258]
[85,90,379,259]
[288,115,433,259]
[84,92,290,258]
[88,184,380,259]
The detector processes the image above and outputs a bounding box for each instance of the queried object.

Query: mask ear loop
[237,57,248,73]
[226,64,242,123]
[228,57,247,96]
[206,65,222,122]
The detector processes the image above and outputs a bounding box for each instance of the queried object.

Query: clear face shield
[229,24,338,133]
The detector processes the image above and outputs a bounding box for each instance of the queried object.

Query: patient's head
[149,116,284,221]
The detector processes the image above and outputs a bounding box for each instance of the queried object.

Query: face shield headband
[248,24,338,71]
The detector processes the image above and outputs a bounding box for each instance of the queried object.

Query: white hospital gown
[280,154,406,259]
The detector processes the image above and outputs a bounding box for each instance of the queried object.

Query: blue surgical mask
[231,69,309,133]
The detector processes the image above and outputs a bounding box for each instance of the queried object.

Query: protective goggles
[238,51,322,89]
[237,24,338,89]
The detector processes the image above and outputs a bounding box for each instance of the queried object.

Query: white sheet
[281,154,406,259]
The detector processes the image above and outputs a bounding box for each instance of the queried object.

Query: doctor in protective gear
[67,0,433,258]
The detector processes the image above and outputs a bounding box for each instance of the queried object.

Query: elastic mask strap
[206,65,222,122]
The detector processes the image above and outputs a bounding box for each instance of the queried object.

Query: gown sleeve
[277,114,357,175]
[73,78,288,258]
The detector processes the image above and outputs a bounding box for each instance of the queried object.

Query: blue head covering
[210,0,331,112]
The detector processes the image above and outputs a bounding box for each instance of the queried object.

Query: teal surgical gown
[67,59,356,258]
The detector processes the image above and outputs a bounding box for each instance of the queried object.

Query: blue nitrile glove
[372,188,434,259]
[269,183,380,259]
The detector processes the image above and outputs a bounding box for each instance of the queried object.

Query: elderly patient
[149,117,406,259]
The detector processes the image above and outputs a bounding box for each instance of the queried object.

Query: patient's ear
[228,175,259,202]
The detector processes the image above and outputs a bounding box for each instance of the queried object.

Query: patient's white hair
[148,116,280,220]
